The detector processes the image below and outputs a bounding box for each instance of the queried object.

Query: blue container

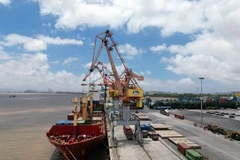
[140,124,146,130]
[140,124,152,131]
[64,120,72,125]
[56,120,72,125]
[93,100,100,105]
[144,124,152,131]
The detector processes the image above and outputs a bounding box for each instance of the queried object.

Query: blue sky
[0,0,240,93]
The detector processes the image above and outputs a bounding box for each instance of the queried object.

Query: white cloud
[35,0,131,30]
[34,0,215,36]
[179,78,194,85]
[0,0,10,6]
[33,0,240,38]
[0,52,84,91]
[83,62,92,68]
[24,39,47,52]
[2,34,31,46]
[0,34,83,52]
[0,47,12,60]
[0,50,232,92]
[37,35,83,45]
[159,31,240,86]
[167,45,189,55]
[63,57,78,64]
[139,78,195,93]
[149,0,240,87]
[118,43,143,60]
[150,44,166,53]
[1,52,49,79]
[2,0,239,92]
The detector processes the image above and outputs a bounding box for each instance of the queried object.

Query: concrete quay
[145,108,240,160]
[106,115,186,160]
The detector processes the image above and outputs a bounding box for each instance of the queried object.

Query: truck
[123,125,134,140]
[175,114,184,119]
[160,109,170,116]
[148,131,159,141]
[142,130,148,138]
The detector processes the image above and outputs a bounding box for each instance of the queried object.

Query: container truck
[123,125,134,140]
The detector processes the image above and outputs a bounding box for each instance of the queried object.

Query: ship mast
[81,96,88,120]
[72,97,78,126]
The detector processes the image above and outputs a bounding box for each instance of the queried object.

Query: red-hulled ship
[46,96,106,160]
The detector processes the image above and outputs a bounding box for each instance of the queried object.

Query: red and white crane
[83,30,144,108]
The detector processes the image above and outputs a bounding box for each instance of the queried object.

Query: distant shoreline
[144,96,178,101]
[0,92,83,95]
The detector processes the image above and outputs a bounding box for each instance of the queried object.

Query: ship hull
[49,135,104,160]
[47,98,106,160]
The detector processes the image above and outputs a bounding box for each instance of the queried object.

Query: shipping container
[77,120,85,124]
[142,130,148,138]
[67,113,74,120]
[178,143,190,156]
[140,124,152,131]
[123,125,134,140]
[56,120,72,125]
[84,120,92,124]
[140,124,145,130]
[144,124,152,131]
[93,106,102,111]
[186,149,203,160]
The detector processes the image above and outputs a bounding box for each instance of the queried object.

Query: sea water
[0,93,108,160]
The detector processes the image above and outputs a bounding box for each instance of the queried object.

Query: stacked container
[178,143,191,156]
[185,149,203,160]
[56,120,72,125]
[93,104,104,111]
[140,124,152,131]
[77,120,85,125]
[67,113,74,120]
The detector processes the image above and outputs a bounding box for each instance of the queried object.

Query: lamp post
[199,77,204,127]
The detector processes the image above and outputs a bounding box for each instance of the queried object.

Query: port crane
[81,76,104,90]
[83,30,144,145]
[83,30,144,108]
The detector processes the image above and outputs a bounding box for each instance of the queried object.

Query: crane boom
[102,34,122,96]
[83,30,144,108]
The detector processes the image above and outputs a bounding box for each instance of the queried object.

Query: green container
[93,106,103,111]
[186,149,203,160]
[77,120,85,124]
[84,120,92,124]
